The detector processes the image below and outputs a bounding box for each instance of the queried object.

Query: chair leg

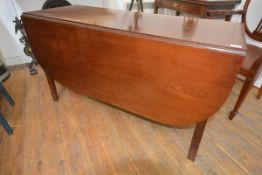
[136,0,140,12]
[154,5,159,14]
[0,111,13,135]
[0,83,15,106]
[139,0,143,12]
[229,78,255,120]
[187,119,207,161]
[129,0,135,11]
[45,72,59,101]
[225,15,232,22]
[256,85,262,99]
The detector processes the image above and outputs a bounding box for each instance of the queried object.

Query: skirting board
[4,55,31,66]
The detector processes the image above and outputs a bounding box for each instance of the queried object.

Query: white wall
[0,0,31,65]
[14,0,126,11]
[0,0,126,67]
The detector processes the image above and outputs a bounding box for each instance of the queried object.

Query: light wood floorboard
[0,67,261,175]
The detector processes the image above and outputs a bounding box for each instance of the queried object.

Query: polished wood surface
[22,6,246,160]
[22,5,245,126]
[154,0,241,17]
[1,67,262,175]
[22,5,245,53]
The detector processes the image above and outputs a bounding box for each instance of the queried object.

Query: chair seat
[240,44,262,76]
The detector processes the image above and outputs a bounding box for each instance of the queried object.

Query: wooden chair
[207,0,262,120]
[154,0,241,18]
[0,82,14,135]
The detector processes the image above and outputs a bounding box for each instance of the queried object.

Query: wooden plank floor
[0,67,261,175]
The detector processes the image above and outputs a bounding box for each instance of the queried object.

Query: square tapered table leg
[187,119,207,161]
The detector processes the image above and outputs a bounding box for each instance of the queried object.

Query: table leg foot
[187,119,207,161]
[45,71,59,101]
